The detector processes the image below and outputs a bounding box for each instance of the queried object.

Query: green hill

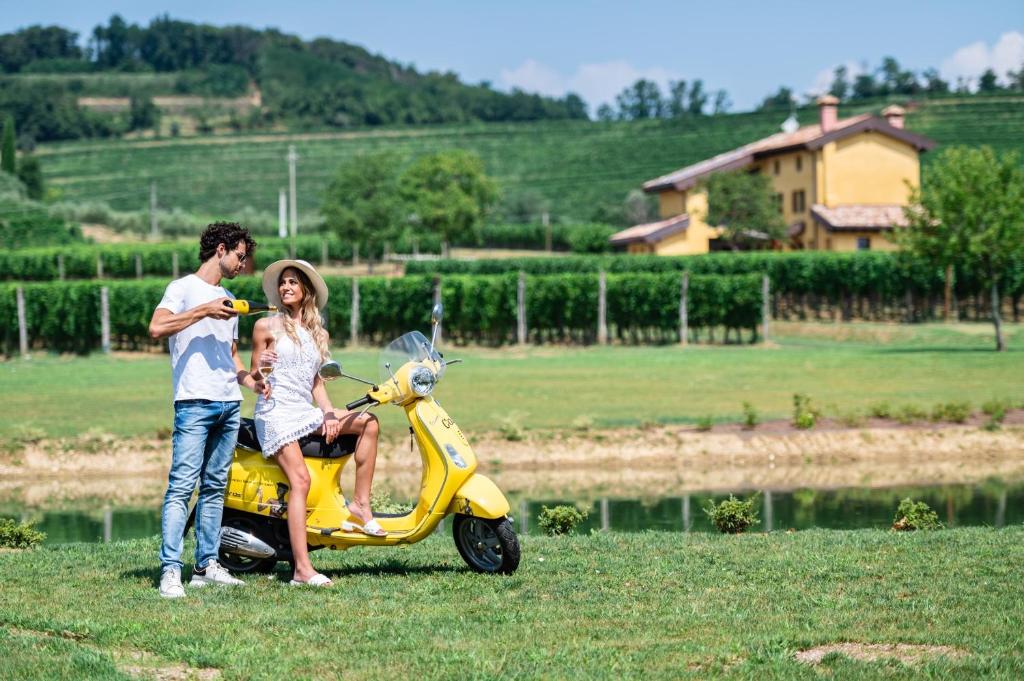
[35,95,1024,223]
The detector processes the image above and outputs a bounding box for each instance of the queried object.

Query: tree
[322,153,404,267]
[922,68,950,95]
[829,66,850,101]
[898,146,1024,351]
[666,80,687,118]
[129,96,160,132]
[614,79,663,120]
[702,170,787,249]
[399,150,497,255]
[758,86,794,112]
[1,115,15,175]
[978,69,1001,93]
[712,89,731,115]
[687,79,707,115]
[852,72,878,100]
[16,154,43,199]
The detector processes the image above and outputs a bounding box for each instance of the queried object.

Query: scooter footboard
[446,474,510,519]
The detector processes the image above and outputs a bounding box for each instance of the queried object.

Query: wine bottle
[224,300,278,315]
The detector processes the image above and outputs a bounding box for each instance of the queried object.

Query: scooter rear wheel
[218,512,279,574]
[452,514,520,574]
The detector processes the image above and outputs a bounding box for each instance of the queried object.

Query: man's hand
[253,378,272,399]
[204,297,239,321]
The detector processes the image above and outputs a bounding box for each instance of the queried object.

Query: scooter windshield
[378,331,446,387]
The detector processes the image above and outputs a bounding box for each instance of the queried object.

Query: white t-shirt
[157,274,242,403]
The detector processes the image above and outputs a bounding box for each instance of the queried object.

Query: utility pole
[278,188,287,238]
[149,181,158,238]
[287,145,298,257]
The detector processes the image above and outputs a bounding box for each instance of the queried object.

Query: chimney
[882,105,905,129]
[817,95,839,132]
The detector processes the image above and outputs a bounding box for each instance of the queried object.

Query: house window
[773,193,784,214]
[791,189,805,213]
[773,160,780,175]
[857,237,871,250]
[795,155,802,172]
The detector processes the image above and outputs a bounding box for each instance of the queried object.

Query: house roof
[609,213,690,245]
[811,204,909,232]
[643,114,935,193]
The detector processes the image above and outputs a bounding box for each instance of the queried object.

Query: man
[149,222,270,598]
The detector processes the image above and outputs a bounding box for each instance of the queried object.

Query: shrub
[892,498,942,531]
[868,401,894,419]
[741,401,759,430]
[695,415,714,432]
[982,398,1011,431]
[792,393,819,429]
[895,404,928,425]
[538,505,588,536]
[370,489,412,516]
[703,495,760,534]
[0,518,46,549]
[571,415,594,432]
[930,401,971,423]
[497,411,527,441]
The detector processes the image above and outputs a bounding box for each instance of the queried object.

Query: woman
[251,259,384,588]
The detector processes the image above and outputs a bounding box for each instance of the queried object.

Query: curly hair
[198,221,257,264]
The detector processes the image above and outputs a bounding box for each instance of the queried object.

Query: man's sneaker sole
[159,588,186,598]
[189,576,243,587]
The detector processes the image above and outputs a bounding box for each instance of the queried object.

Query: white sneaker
[189,560,244,587]
[159,567,185,599]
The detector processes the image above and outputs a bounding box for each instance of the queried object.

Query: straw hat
[262,259,329,311]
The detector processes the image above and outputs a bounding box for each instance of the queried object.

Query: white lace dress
[254,324,324,457]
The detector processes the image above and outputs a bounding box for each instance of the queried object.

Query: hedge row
[405,252,1024,321]
[0,234,443,281]
[0,273,762,354]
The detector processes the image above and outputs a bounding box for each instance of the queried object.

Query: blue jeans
[159,399,240,571]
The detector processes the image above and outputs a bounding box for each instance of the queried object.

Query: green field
[1,322,1021,441]
[1,528,1022,679]
[36,96,1024,220]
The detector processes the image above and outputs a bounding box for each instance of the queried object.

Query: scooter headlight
[409,366,435,396]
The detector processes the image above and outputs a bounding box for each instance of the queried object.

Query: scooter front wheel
[452,514,520,575]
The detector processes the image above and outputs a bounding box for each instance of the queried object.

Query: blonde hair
[276,267,330,361]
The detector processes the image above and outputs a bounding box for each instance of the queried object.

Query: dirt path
[2,423,1022,505]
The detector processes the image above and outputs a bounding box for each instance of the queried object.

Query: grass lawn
[1,322,1022,440]
[0,528,1021,679]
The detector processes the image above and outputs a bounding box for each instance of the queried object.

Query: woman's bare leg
[274,442,320,582]
[334,410,379,523]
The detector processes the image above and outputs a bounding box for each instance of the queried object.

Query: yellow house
[609,97,936,254]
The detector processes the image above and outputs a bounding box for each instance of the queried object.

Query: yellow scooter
[215,304,520,575]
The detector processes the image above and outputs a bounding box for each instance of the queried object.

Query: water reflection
[3,481,1021,545]
[516,482,1023,535]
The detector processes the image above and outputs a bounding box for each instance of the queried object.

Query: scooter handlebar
[346,395,378,411]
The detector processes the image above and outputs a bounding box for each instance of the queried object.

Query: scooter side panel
[446,474,511,519]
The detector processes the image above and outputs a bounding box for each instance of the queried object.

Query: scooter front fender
[446,474,510,520]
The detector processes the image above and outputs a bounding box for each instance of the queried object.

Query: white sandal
[289,573,333,587]
[341,518,387,537]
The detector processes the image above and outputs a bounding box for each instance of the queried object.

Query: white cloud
[498,58,682,111]
[498,59,565,97]
[941,31,1024,87]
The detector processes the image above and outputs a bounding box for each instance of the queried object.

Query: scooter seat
[237,418,357,459]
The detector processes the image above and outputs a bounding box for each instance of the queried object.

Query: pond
[4,479,1021,545]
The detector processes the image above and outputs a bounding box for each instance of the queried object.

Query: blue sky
[4,1,1022,112]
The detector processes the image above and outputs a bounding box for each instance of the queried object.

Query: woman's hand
[321,411,342,443]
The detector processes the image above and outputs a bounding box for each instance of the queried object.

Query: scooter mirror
[318,359,343,381]
[431,303,444,324]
